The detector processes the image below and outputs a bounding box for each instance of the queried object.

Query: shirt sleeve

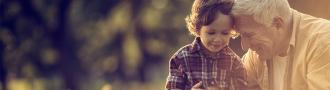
[165,55,187,90]
[242,50,262,90]
[306,45,330,90]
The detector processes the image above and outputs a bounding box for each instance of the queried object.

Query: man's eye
[243,33,255,38]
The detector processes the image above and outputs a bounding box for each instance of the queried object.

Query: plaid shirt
[166,37,247,90]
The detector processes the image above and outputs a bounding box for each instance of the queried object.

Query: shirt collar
[191,37,202,53]
[289,9,299,47]
[191,37,234,58]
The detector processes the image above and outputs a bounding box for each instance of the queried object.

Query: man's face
[199,13,232,53]
[234,15,277,60]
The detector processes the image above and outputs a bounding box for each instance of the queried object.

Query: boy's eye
[221,31,229,35]
[207,32,216,35]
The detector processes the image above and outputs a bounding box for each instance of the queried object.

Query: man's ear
[272,16,284,30]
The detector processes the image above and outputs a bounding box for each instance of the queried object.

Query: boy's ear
[272,16,284,30]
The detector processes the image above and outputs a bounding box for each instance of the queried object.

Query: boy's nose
[213,38,222,42]
[213,37,227,43]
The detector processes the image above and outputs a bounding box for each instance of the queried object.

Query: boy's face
[199,12,233,53]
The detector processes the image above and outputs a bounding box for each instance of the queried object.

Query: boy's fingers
[207,86,218,90]
[192,81,203,88]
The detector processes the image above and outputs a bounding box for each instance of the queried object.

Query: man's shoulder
[297,11,330,37]
[296,20,330,47]
[295,11,330,48]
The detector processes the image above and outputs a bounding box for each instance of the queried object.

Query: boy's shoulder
[171,43,200,60]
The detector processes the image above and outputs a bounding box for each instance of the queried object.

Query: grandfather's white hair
[232,0,291,27]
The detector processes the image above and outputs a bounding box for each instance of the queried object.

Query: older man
[232,0,330,90]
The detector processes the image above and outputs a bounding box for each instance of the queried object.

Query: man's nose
[241,37,250,51]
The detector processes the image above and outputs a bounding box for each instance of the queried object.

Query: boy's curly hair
[185,0,234,36]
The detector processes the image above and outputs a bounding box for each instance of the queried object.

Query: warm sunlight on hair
[230,30,240,39]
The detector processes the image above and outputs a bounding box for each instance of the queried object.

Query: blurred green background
[0,0,329,90]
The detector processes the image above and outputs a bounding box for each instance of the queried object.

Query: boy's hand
[191,81,204,90]
[191,81,219,90]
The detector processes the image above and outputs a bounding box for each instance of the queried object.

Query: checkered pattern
[165,37,247,90]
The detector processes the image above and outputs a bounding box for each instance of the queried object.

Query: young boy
[165,0,247,90]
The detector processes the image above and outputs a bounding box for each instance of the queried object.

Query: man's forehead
[234,15,258,31]
[234,15,254,22]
